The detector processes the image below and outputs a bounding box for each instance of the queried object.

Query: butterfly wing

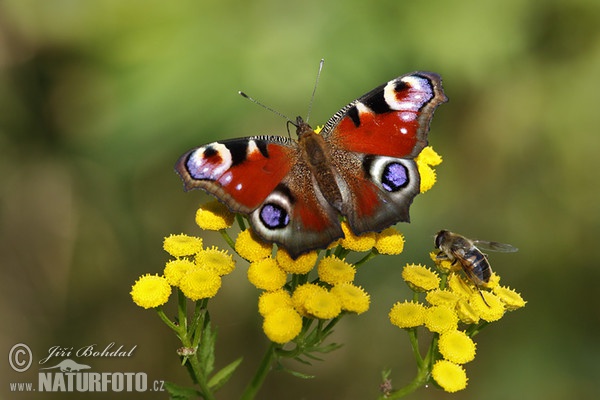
[321,72,447,234]
[176,136,343,257]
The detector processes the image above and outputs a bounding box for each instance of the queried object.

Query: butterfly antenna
[238,91,292,124]
[305,58,324,123]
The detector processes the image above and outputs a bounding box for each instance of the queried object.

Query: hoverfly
[434,230,518,305]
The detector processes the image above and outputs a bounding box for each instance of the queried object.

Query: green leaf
[283,368,315,380]
[164,381,202,400]
[198,322,216,375]
[208,357,243,391]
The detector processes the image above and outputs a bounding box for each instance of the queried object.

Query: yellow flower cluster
[131,234,236,308]
[236,229,371,344]
[389,258,526,392]
[335,222,405,255]
[415,146,443,193]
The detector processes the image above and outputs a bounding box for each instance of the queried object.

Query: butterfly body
[177,72,447,258]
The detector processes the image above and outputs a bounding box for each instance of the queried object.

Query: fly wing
[473,240,518,253]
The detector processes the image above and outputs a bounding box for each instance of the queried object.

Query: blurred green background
[1,0,599,399]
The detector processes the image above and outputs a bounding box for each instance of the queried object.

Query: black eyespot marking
[203,146,218,158]
[260,203,290,229]
[393,79,409,94]
[381,162,409,192]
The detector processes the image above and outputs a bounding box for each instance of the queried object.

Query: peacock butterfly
[175,71,447,258]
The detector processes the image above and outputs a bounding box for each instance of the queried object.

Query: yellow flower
[195,246,235,276]
[330,283,370,314]
[455,299,480,324]
[276,250,317,275]
[431,360,468,393]
[340,221,376,252]
[447,273,475,299]
[317,255,356,285]
[179,268,222,300]
[426,289,460,308]
[402,264,440,292]
[417,145,443,166]
[247,257,287,291]
[262,307,303,344]
[292,283,322,316]
[485,272,501,289]
[431,251,456,273]
[304,288,342,319]
[493,285,527,311]
[258,289,293,317]
[438,330,477,364]
[163,234,203,257]
[424,306,458,333]
[131,274,171,309]
[374,227,405,255]
[470,292,505,322]
[195,200,234,230]
[164,259,195,286]
[235,229,272,261]
[415,146,442,193]
[389,301,426,329]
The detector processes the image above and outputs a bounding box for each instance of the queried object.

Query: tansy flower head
[447,273,475,299]
[402,264,440,292]
[276,249,318,275]
[247,257,287,291]
[262,307,303,344]
[235,229,272,261]
[424,306,458,333]
[426,289,460,308]
[292,283,322,316]
[195,200,235,230]
[196,246,235,276]
[304,288,342,320]
[455,299,480,324]
[485,272,501,289]
[179,268,222,300]
[331,283,370,314]
[317,255,356,285]
[415,146,442,193]
[438,330,477,364]
[258,289,293,317]
[493,285,527,311]
[431,360,468,393]
[470,292,505,322]
[389,301,426,329]
[163,234,203,257]
[431,251,456,273]
[375,227,405,255]
[164,259,195,286]
[340,221,376,252]
[131,274,171,309]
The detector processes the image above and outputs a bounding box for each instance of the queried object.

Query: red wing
[175,136,296,213]
[322,72,447,158]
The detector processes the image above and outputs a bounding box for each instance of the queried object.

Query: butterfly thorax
[296,117,344,211]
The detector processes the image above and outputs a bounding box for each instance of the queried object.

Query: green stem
[155,307,180,332]
[407,328,424,368]
[219,229,236,249]
[354,250,378,267]
[379,363,430,400]
[241,343,277,400]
